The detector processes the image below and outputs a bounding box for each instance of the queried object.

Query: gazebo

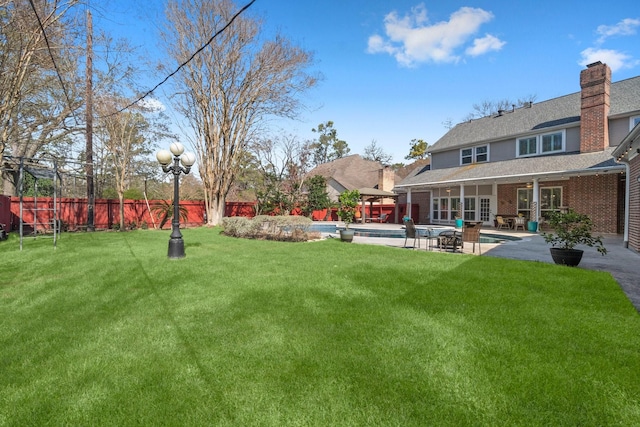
[357,187,398,223]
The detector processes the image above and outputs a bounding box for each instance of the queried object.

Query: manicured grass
[1,228,639,426]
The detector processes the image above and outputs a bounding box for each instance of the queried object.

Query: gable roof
[396,147,622,189]
[306,154,393,190]
[613,121,640,162]
[395,158,430,180]
[430,75,640,153]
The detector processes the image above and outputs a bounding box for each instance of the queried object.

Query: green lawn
[1,228,639,426]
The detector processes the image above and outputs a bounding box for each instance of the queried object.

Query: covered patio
[356,187,398,223]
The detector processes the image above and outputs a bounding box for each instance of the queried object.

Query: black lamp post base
[168,238,185,259]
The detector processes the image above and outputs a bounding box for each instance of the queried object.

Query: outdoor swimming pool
[350,230,521,243]
[308,223,522,243]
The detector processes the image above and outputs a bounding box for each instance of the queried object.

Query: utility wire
[27,0,80,126]
[102,0,256,118]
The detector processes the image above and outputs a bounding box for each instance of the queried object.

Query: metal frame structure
[2,155,62,250]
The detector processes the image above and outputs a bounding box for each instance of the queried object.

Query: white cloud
[578,48,639,72]
[367,4,504,67]
[596,18,640,44]
[136,97,166,112]
[578,18,640,72]
[465,34,506,57]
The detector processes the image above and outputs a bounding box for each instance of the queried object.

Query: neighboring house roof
[306,154,392,190]
[396,147,622,189]
[395,158,430,180]
[430,75,640,153]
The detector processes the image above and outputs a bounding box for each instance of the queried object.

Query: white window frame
[516,130,566,157]
[630,115,640,130]
[461,148,473,165]
[460,145,489,165]
[517,136,538,157]
[541,131,564,154]
[539,186,563,219]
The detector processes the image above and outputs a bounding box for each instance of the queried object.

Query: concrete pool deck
[323,222,640,312]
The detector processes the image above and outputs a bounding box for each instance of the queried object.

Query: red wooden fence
[2,196,399,232]
[5,197,257,231]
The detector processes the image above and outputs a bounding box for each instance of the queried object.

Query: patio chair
[513,216,526,231]
[461,223,482,255]
[369,213,388,223]
[423,228,438,251]
[495,215,510,230]
[403,218,421,249]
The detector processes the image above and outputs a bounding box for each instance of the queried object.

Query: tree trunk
[119,193,125,230]
[206,196,226,226]
[2,170,18,196]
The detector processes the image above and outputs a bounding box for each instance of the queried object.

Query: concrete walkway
[329,223,640,312]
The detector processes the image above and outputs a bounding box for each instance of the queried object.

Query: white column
[406,188,412,221]
[459,184,465,220]
[533,178,540,230]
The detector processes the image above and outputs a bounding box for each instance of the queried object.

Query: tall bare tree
[161,0,317,225]
[95,97,160,230]
[462,95,537,121]
[363,139,392,165]
[91,33,176,229]
[249,133,310,215]
[0,0,81,195]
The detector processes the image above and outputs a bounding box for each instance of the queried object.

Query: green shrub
[543,209,607,255]
[221,215,316,242]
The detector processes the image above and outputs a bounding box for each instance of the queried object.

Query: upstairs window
[461,148,473,164]
[475,146,488,162]
[631,115,640,130]
[541,132,563,153]
[460,145,489,165]
[517,130,565,157]
[518,136,537,156]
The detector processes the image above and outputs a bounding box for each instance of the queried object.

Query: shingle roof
[396,147,623,189]
[306,154,391,189]
[430,75,640,153]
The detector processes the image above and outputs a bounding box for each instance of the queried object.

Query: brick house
[395,62,640,251]
[613,120,640,252]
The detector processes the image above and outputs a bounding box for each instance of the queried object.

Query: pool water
[308,223,522,243]
[308,223,338,233]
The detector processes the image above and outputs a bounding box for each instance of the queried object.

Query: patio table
[437,230,462,252]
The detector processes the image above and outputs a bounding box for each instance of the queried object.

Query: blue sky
[94,0,640,164]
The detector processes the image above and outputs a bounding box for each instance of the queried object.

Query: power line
[102,0,256,118]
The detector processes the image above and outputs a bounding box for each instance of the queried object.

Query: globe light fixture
[156,143,196,258]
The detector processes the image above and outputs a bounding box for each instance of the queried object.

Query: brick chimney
[378,166,394,192]
[580,61,611,153]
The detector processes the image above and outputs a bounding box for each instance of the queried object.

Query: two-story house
[613,114,640,252]
[395,62,640,252]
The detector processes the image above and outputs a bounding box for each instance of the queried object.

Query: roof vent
[497,109,504,116]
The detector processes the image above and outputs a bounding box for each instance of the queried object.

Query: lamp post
[156,142,196,259]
